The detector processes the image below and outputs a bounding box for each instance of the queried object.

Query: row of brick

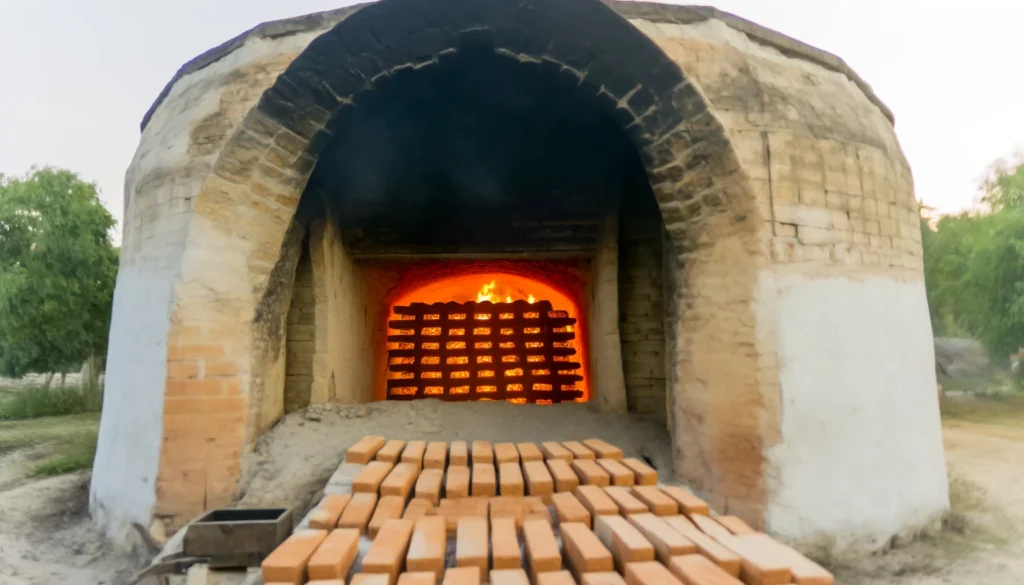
[345,437,628,468]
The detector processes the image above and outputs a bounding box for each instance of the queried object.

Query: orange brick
[594,515,655,572]
[596,459,634,487]
[716,516,756,536]
[580,573,626,585]
[560,522,613,580]
[630,486,678,516]
[362,519,416,585]
[523,461,554,496]
[738,534,833,585]
[347,436,387,464]
[261,528,329,584]
[526,497,553,526]
[308,528,359,580]
[667,555,743,585]
[491,569,530,585]
[351,575,392,585]
[562,441,595,460]
[167,344,224,361]
[450,441,469,466]
[309,494,351,530]
[205,360,239,377]
[407,516,447,582]
[551,492,590,526]
[491,517,522,569]
[660,487,710,516]
[354,461,395,494]
[661,516,741,577]
[490,496,530,529]
[382,462,421,500]
[443,567,481,585]
[404,498,435,523]
[166,360,199,379]
[164,376,219,396]
[624,561,683,585]
[537,570,576,585]
[571,460,610,487]
[546,459,579,492]
[689,515,734,543]
[574,485,618,519]
[369,496,407,539]
[626,513,696,562]
[424,442,448,469]
[416,468,445,505]
[164,396,243,415]
[398,572,439,585]
[446,466,471,498]
[540,442,572,461]
[604,487,647,515]
[582,439,623,460]
[403,440,427,466]
[523,518,561,580]
[378,440,406,463]
[307,580,346,585]
[337,492,378,533]
[499,462,525,497]
[456,516,489,580]
[494,443,519,464]
[516,442,543,462]
[472,441,493,464]
[712,533,791,585]
[472,463,497,497]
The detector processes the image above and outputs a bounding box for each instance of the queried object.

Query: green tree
[0,168,118,381]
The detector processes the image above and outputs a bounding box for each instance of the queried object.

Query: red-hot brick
[624,561,684,585]
[604,487,648,515]
[362,519,416,585]
[560,522,614,580]
[456,516,490,580]
[523,518,562,579]
[369,496,407,538]
[630,486,678,516]
[402,440,427,466]
[472,463,497,497]
[416,468,445,505]
[522,460,554,496]
[738,534,833,585]
[668,554,744,585]
[596,459,635,487]
[537,570,577,585]
[582,439,623,460]
[494,443,520,464]
[626,513,696,562]
[347,436,387,464]
[450,441,469,466]
[472,441,494,464]
[574,485,618,519]
[562,441,596,460]
[516,443,544,462]
[716,516,756,536]
[659,487,710,516]
[661,516,741,578]
[261,528,329,584]
[353,461,395,494]
[580,573,626,585]
[571,460,610,487]
[546,459,579,492]
[308,528,360,580]
[446,466,471,498]
[540,442,573,461]
[443,567,481,585]
[620,459,658,486]
[382,462,421,500]
[407,516,447,583]
[498,462,525,496]
[337,492,378,533]
[398,572,439,585]
[491,569,531,585]
[491,517,522,570]
[593,515,655,572]
[424,442,448,469]
[551,492,591,526]
[308,494,351,530]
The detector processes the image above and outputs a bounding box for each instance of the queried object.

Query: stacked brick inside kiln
[261,436,833,585]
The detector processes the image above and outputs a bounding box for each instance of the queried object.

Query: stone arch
[157,0,768,525]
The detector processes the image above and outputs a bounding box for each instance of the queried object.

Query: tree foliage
[0,168,119,378]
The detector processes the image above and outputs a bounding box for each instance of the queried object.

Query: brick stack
[262,435,833,585]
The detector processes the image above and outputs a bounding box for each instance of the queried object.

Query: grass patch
[0,414,99,478]
[0,384,102,420]
[31,439,97,476]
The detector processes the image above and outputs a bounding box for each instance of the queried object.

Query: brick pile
[262,435,833,585]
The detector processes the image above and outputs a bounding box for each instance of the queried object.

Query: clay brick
[621,459,658,486]
[308,494,351,530]
[580,573,626,585]
[560,522,613,580]
[382,462,421,500]
[551,492,591,526]
[667,555,743,585]
[443,567,481,585]
[603,487,647,515]
[523,519,562,579]
[347,436,387,464]
[472,441,494,464]
[362,519,416,585]
[407,516,447,582]
[522,461,554,496]
[660,487,710,516]
[307,580,346,585]
[574,485,618,519]
[403,440,427,466]
[446,466,471,498]
[662,516,741,577]
[351,575,393,585]
[630,487,677,516]
[540,442,572,461]
[713,534,791,585]
[308,528,360,580]
[450,441,469,466]
[596,459,635,486]
[456,516,490,580]
[626,513,696,562]
[261,528,329,584]
[738,534,833,585]
[562,441,595,460]
[369,496,407,538]
[424,442,448,469]
[337,492,378,533]
[526,497,554,525]
[438,497,489,534]
[499,462,525,496]
[546,459,579,492]
[491,517,522,570]
[378,440,406,463]
[491,569,530,585]
[516,443,544,462]
[416,468,445,505]
[594,515,655,571]
[404,498,435,522]
[354,461,395,494]
[716,516,756,536]
[472,463,497,497]
[571,460,610,487]
[624,561,684,585]
[537,570,576,585]
[490,496,529,529]
[582,439,623,460]
[689,515,734,543]
[398,572,439,585]
[494,443,520,464]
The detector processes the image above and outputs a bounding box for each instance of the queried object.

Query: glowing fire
[476,280,536,304]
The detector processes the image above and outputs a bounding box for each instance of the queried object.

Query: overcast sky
[1,0,1021,241]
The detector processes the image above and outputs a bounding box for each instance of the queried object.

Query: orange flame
[475,280,538,304]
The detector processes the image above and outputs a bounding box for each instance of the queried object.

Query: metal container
[183,508,293,568]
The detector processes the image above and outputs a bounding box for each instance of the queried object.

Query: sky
[1,0,1022,242]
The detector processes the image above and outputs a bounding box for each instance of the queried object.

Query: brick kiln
[92,0,949,552]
